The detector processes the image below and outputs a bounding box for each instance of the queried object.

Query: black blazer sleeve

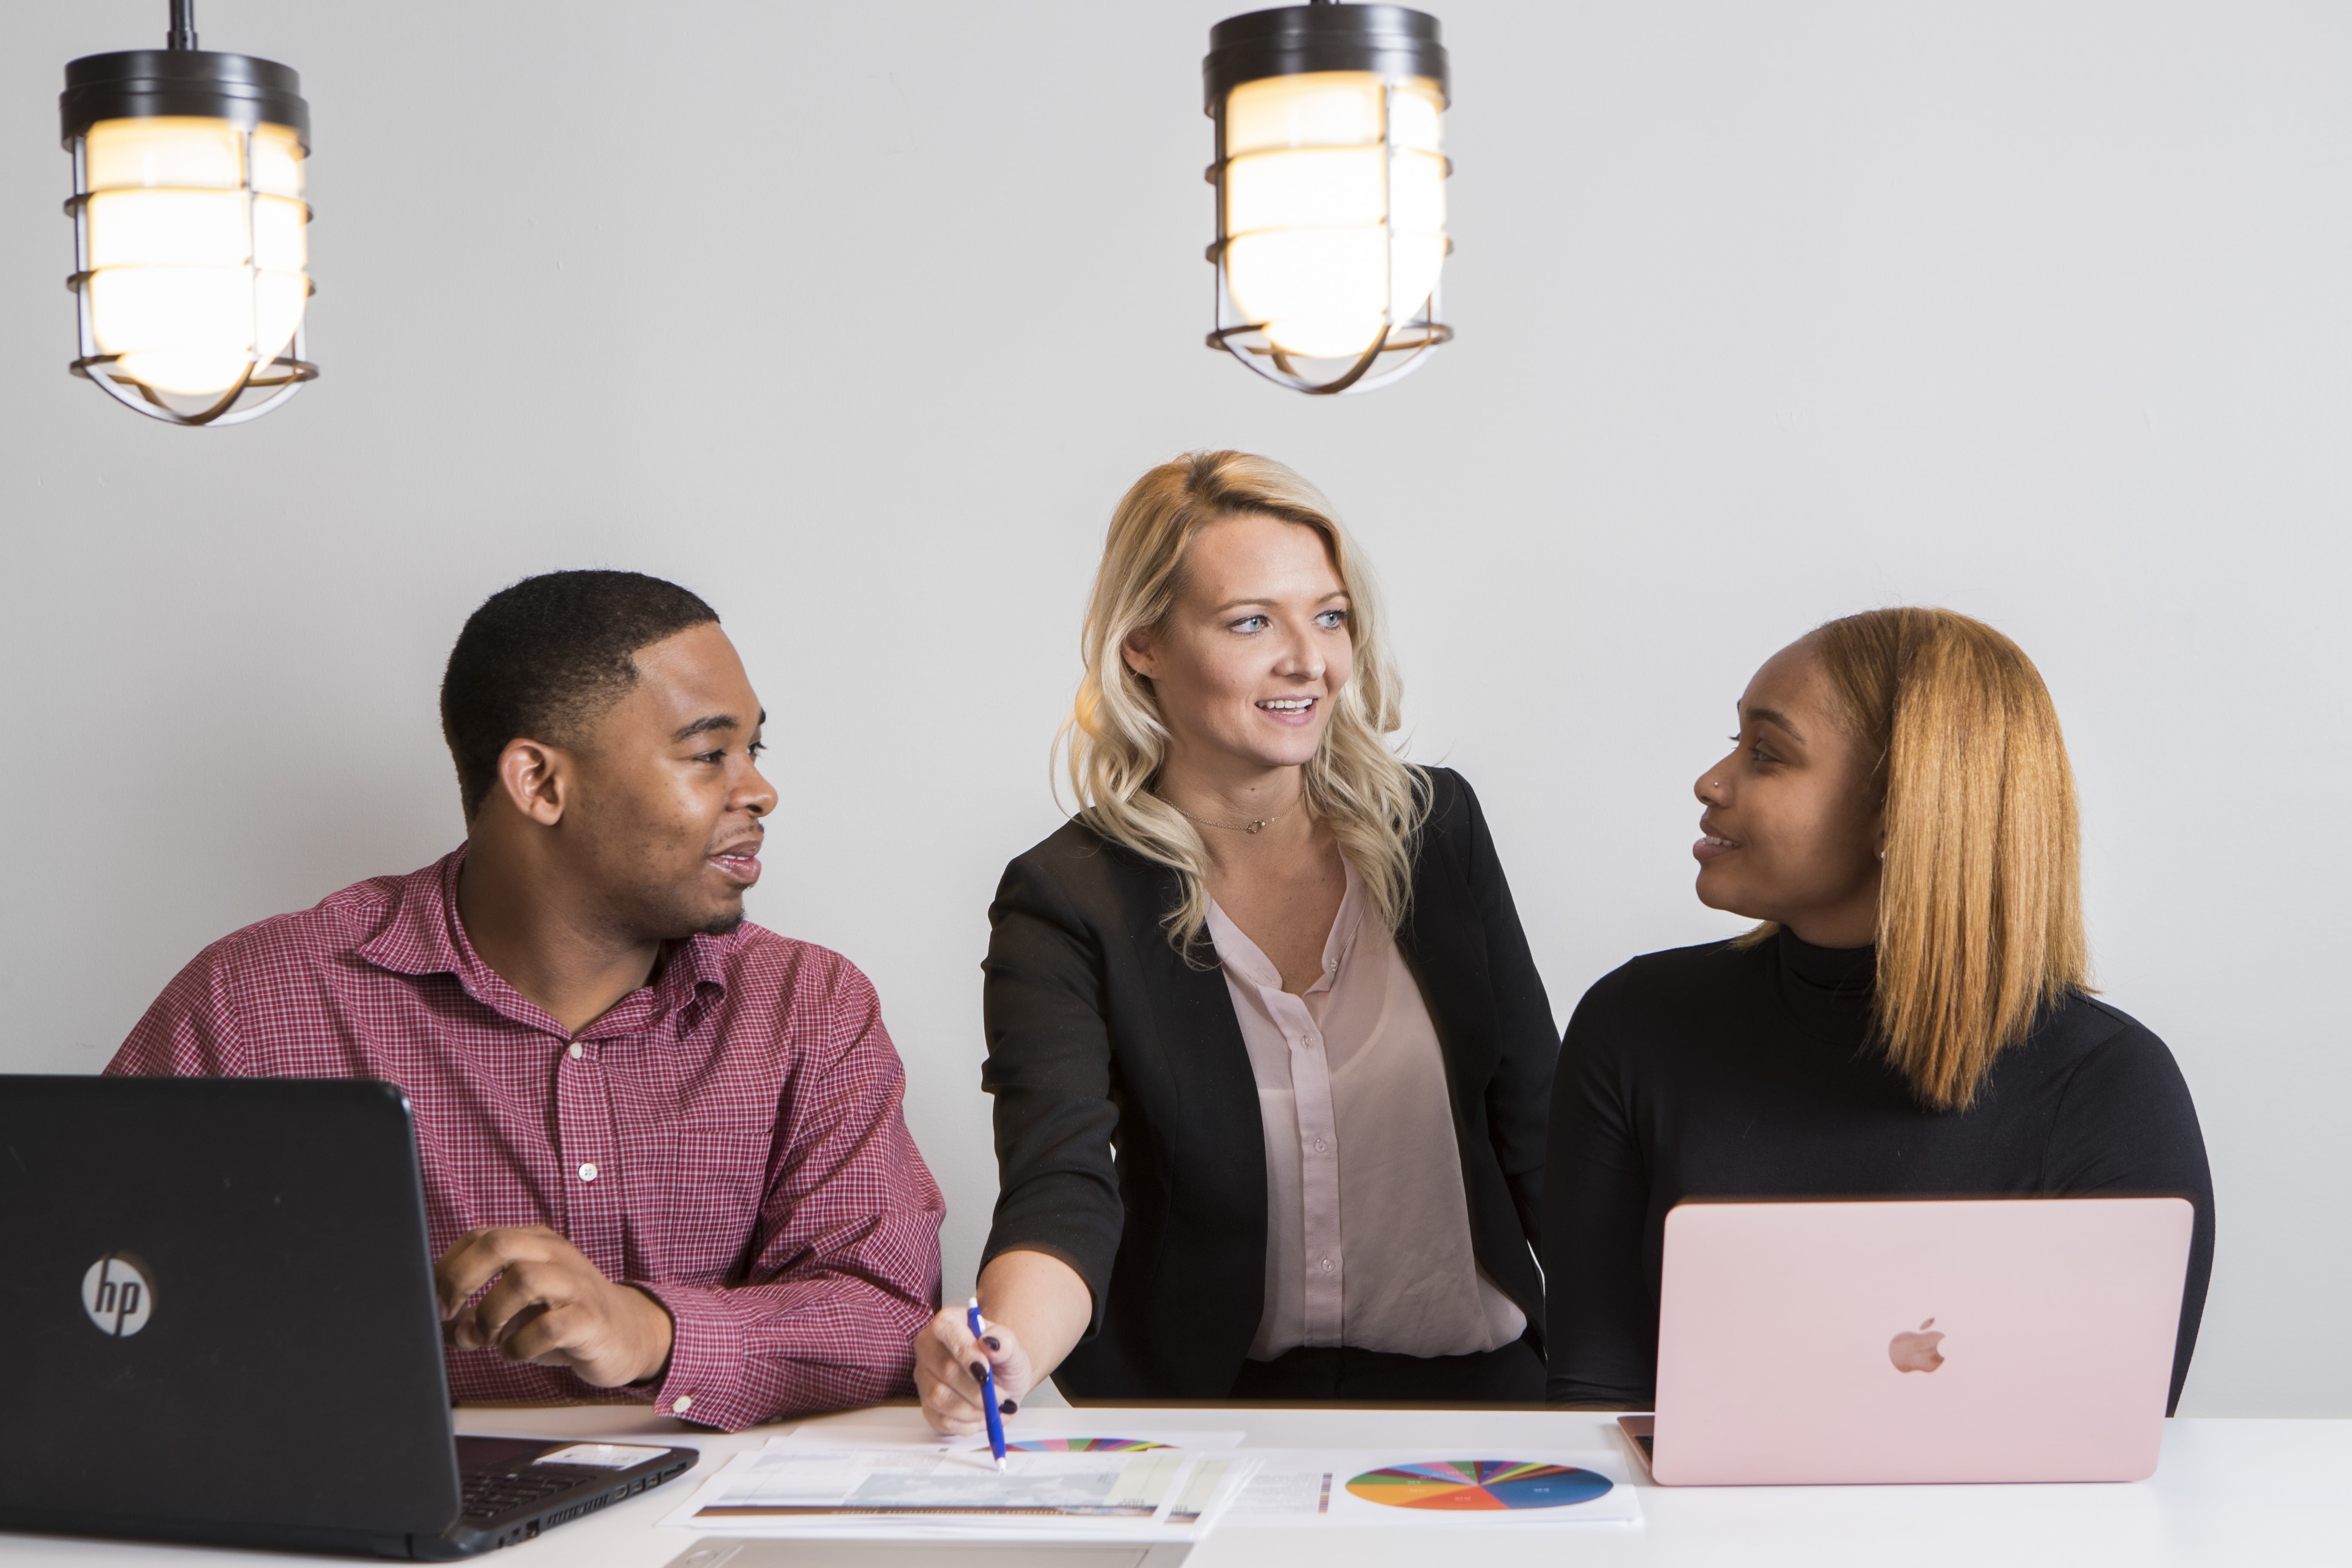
[1449,771,1558,1247]
[977,847,1124,1329]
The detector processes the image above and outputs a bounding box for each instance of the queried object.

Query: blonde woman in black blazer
[913,452,1556,1425]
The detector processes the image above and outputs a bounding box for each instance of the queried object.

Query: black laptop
[0,1075,699,1558]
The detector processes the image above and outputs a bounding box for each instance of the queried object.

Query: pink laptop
[1620,1197,2194,1485]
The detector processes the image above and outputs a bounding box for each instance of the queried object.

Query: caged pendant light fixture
[60,0,315,427]
[1204,2,1451,395]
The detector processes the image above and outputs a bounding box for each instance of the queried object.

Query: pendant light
[1204,2,1451,395]
[60,0,315,427]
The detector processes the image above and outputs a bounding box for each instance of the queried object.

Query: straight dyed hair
[1752,607,2090,1111]
[1060,450,1426,952]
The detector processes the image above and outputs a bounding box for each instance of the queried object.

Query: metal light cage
[60,3,315,428]
[1204,3,1452,395]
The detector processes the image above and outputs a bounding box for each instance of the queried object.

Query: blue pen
[967,1296,1008,1470]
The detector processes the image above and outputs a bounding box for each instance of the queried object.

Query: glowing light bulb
[1220,71,1447,360]
[79,117,307,396]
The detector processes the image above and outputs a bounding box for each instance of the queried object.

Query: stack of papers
[661,1430,1641,1542]
[662,1436,1256,1544]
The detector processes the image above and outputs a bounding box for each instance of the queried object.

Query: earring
[1877,850,1886,861]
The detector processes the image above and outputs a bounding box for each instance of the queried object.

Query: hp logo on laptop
[82,1253,155,1337]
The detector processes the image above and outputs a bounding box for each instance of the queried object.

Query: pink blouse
[1207,862,1527,1361]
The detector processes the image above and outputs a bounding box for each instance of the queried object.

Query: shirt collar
[355,845,729,1040]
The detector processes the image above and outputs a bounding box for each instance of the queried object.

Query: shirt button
[1320,1258,1335,1273]
[567,1043,583,1060]
[578,1163,599,1182]
[1314,1140,1328,1153]
[672,1395,692,1415]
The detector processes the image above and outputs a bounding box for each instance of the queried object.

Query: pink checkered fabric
[107,847,944,1433]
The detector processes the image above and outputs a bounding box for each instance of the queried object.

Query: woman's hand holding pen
[917,1306,1032,1435]
[917,1250,1093,1433]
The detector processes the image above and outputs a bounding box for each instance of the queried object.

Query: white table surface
[4,1402,2343,1568]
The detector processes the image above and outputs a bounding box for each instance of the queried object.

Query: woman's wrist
[976,1249,1094,1392]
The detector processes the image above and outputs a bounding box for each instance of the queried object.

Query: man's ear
[494,738,571,827]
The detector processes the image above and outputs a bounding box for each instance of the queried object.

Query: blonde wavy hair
[1059,450,1427,953]
[1743,607,2090,1111]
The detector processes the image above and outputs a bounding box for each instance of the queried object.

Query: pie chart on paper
[1005,1438,1169,1452]
[1344,1460,1613,1510]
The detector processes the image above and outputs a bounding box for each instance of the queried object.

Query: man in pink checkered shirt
[108,571,946,1433]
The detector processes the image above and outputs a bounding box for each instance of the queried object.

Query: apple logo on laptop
[1888,1317,1945,1373]
[82,1253,155,1338]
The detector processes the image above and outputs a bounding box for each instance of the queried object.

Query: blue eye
[1231,615,1268,633]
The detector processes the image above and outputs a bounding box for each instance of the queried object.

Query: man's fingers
[502,1303,589,1368]
[474,1261,568,1350]
[433,1227,560,1317]
[433,1232,505,1317]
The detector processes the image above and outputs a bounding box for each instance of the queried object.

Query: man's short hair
[441,570,720,815]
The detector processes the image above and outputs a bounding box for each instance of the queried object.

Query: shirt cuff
[631,1281,743,1429]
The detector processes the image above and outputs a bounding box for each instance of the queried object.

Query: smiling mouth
[1694,821,1742,864]
[1257,697,1315,714]
[710,846,763,887]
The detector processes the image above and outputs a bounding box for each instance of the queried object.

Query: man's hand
[435,1225,675,1389]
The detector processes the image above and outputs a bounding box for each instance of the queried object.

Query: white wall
[2,1,2344,1416]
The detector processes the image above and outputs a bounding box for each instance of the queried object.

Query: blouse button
[567,1043,584,1060]
[672,1395,693,1415]
[578,1162,599,1183]
[1320,1258,1335,1273]
[1314,1140,1328,1153]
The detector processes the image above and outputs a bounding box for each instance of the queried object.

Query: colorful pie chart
[1345,1460,1613,1510]
[1005,1437,1169,1452]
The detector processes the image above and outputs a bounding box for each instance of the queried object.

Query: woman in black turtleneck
[1544,609,2214,1414]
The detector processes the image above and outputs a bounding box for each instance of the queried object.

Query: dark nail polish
[970,1362,989,1381]
[1000,1400,1017,1415]
[983,1337,1002,1352]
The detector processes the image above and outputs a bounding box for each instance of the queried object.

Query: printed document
[661,1442,1255,1542]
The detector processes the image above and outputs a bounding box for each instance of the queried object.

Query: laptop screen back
[0,1075,462,1537]
[1651,1197,2193,1485]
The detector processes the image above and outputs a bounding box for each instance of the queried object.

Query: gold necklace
[1169,789,1304,835]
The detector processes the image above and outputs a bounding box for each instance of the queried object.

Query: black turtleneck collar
[1773,925,1875,1043]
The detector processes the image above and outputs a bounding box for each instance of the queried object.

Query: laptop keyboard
[460,1469,585,1521]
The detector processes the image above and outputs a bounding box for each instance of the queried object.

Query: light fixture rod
[168,0,198,51]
